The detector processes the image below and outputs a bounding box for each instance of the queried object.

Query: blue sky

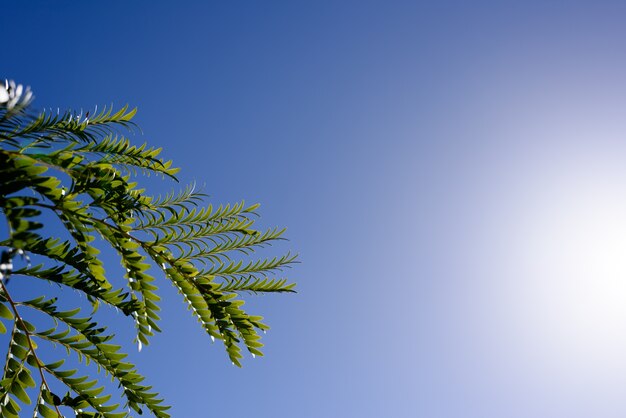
[5,1,626,416]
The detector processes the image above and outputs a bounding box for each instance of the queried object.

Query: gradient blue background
[5,1,626,417]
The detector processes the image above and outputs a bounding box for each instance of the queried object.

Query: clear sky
[5,1,626,417]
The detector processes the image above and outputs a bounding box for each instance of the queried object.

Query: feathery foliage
[0,80,296,417]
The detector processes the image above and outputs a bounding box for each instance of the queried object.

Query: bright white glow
[508,155,626,377]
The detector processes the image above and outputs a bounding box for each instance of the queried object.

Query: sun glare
[509,156,626,376]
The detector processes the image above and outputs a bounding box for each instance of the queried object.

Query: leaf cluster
[0,82,296,417]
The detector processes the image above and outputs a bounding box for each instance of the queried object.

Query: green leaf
[0,303,13,320]
[37,404,59,418]
[10,382,31,404]
[17,369,35,388]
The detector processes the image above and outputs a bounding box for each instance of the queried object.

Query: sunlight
[511,157,626,375]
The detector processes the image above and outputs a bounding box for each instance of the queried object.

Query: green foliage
[0,81,296,417]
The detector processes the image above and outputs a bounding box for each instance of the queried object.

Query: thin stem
[1,321,17,385]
